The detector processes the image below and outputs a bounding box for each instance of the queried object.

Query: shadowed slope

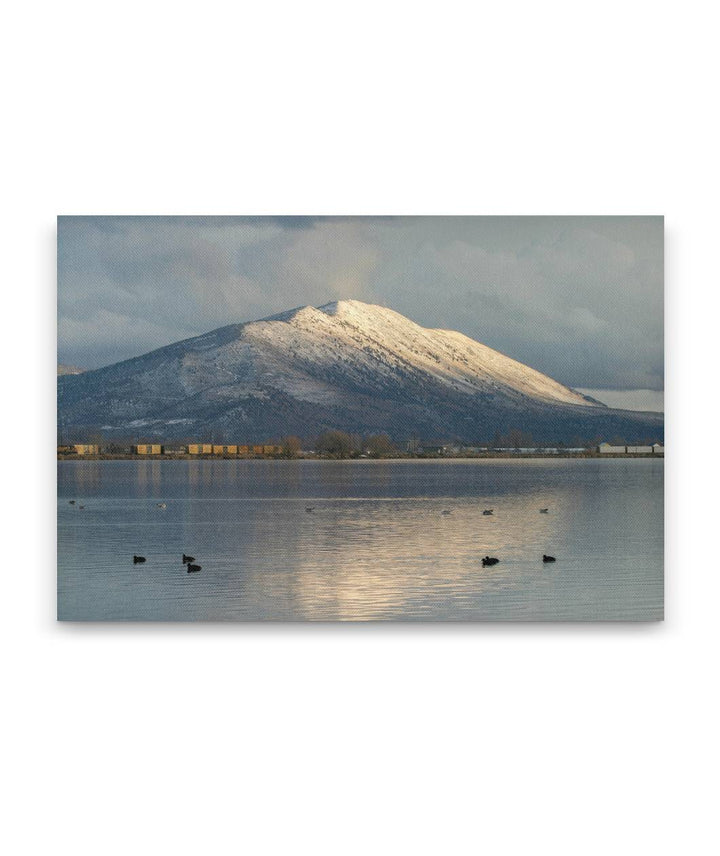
[58,300,663,444]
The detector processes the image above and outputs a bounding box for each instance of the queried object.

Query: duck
[68,500,76,505]
[182,554,195,564]
[133,555,146,564]
[305,506,315,513]
[441,509,452,515]
[186,563,202,573]
[79,505,85,510]
[539,508,549,514]
[482,509,494,516]
[482,556,499,567]
[156,502,167,509]
[542,554,556,563]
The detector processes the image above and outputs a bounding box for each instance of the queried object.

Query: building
[72,444,99,455]
[131,444,162,455]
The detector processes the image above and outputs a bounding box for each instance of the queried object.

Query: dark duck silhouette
[182,554,195,564]
[482,509,494,516]
[186,563,202,573]
[539,508,549,514]
[543,554,556,563]
[305,506,315,513]
[133,555,146,564]
[482,556,499,567]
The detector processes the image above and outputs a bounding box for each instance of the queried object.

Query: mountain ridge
[58,300,663,444]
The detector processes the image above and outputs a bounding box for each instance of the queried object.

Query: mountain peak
[318,298,379,315]
[58,299,663,444]
[317,298,421,328]
[260,299,408,332]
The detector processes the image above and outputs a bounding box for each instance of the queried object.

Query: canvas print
[57,216,664,621]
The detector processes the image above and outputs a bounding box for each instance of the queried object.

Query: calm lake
[57,458,663,621]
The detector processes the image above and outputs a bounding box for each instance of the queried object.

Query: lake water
[57,458,663,621]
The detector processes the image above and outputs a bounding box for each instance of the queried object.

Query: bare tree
[365,433,395,458]
[282,436,302,458]
[316,430,353,458]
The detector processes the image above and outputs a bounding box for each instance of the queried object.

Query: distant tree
[365,433,395,458]
[282,436,302,458]
[316,430,353,458]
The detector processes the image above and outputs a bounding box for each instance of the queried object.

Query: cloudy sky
[58,216,663,396]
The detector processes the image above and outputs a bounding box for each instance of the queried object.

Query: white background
[3,2,718,854]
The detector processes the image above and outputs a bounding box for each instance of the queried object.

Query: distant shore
[57,451,663,461]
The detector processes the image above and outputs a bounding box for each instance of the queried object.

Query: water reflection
[57,459,663,620]
[235,492,567,620]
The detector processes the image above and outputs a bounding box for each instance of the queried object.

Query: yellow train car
[187,444,212,455]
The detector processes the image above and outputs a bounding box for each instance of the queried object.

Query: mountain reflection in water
[57,459,663,621]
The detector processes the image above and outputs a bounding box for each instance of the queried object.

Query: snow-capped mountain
[57,300,663,443]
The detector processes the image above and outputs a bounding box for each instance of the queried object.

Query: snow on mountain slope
[323,301,591,406]
[58,300,665,444]
[238,300,592,407]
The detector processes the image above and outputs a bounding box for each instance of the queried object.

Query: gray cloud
[57,215,663,390]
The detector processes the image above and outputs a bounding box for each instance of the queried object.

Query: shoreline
[57,452,664,461]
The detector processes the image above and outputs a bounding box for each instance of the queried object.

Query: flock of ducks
[306,504,559,568]
[455,506,557,568]
[70,498,557,572]
[481,554,556,567]
[68,499,199,573]
[183,554,202,573]
[132,553,202,573]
